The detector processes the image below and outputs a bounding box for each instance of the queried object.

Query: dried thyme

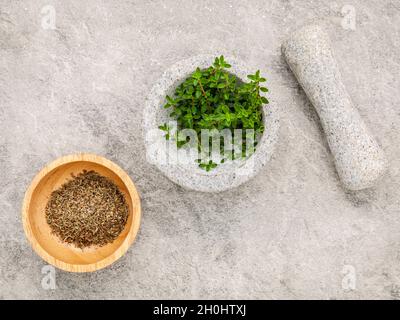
[45,170,129,249]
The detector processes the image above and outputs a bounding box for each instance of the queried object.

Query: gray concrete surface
[0,0,400,299]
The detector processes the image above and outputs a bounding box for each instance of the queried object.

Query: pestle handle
[282,25,386,190]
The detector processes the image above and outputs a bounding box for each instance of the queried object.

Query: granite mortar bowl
[143,55,279,192]
[22,154,141,272]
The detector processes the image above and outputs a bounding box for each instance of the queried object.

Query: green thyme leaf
[159,56,269,171]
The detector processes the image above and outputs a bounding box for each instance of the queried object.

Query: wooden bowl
[22,154,141,272]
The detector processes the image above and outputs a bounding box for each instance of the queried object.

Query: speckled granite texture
[282,25,387,190]
[1,0,400,299]
[143,54,279,192]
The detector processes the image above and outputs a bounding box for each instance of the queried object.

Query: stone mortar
[143,54,279,192]
[282,25,387,190]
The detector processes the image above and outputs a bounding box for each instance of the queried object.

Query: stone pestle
[281,25,387,190]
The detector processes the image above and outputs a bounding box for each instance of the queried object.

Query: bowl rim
[21,153,141,273]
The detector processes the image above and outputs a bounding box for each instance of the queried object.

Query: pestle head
[282,25,387,190]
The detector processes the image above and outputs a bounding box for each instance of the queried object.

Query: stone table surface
[1,0,400,299]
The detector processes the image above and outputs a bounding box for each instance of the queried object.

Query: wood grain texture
[22,154,141,273]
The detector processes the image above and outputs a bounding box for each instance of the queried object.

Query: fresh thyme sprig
[159,56,268,171]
